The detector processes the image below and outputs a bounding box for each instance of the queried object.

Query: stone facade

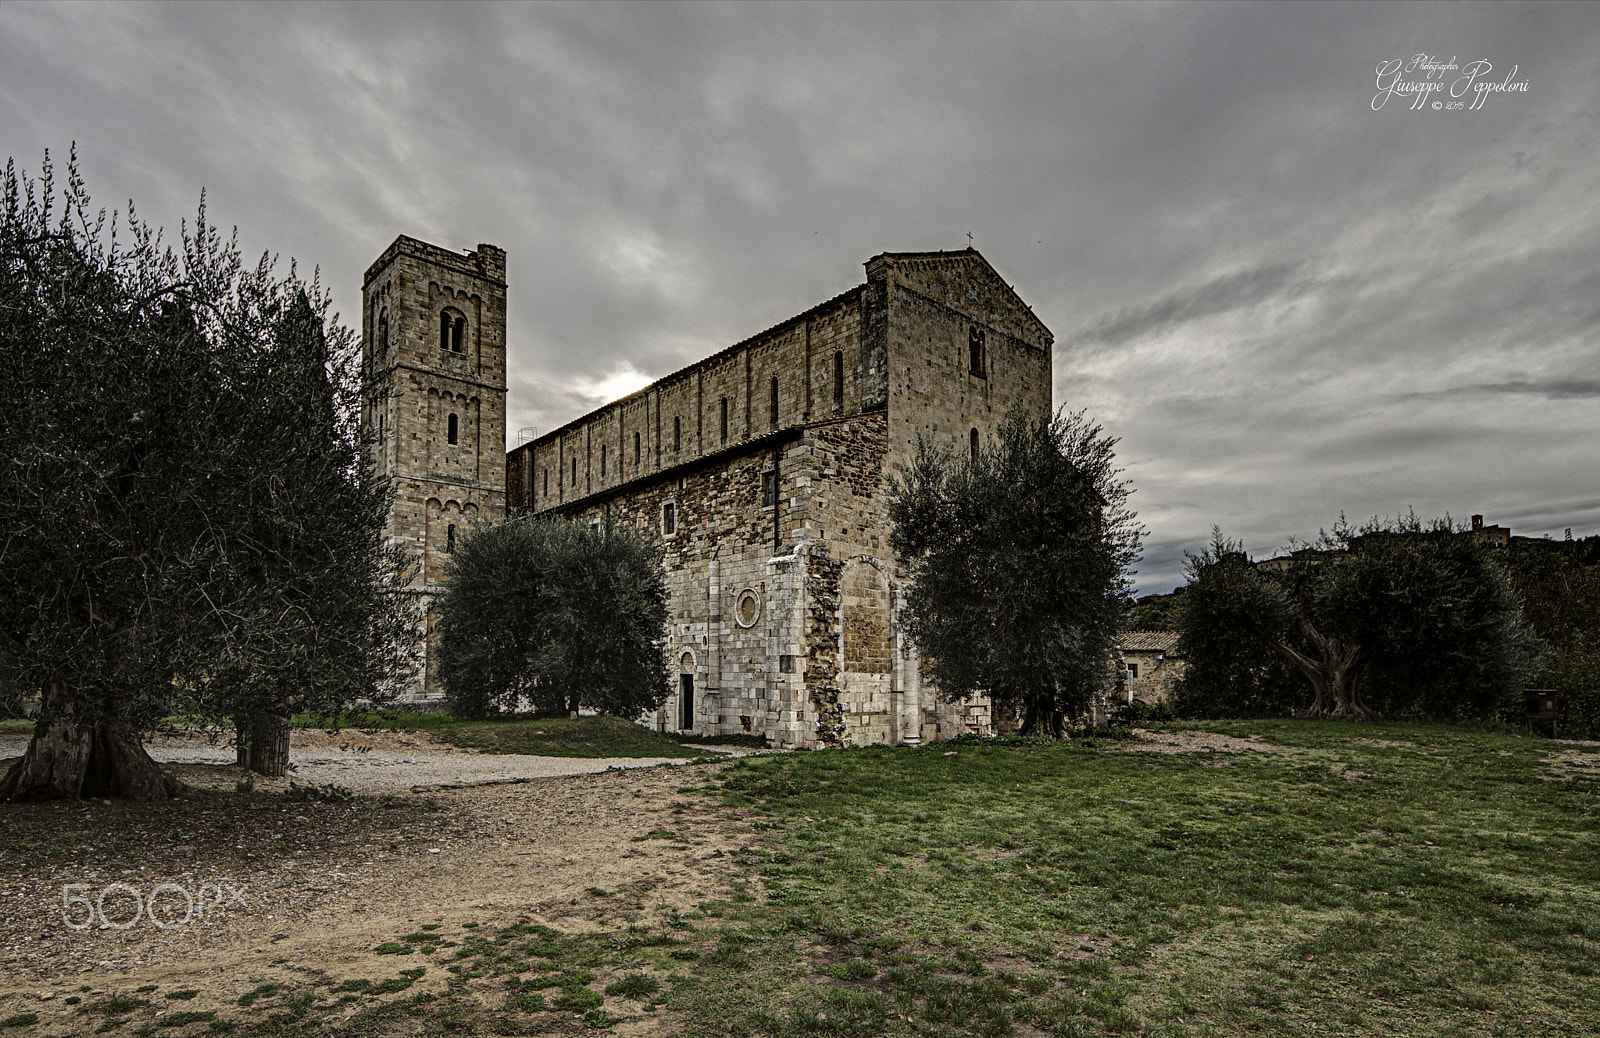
[1115,630,1184,705]
[506,248,1053,748]
[362,237,508,700]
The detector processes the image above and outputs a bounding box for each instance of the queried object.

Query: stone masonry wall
[514,287,864,516]
[507,249,1054,744]
[363,236,508,699]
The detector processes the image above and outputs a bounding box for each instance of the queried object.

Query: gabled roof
[865,247,1053,346]
[1118,630,1180,653]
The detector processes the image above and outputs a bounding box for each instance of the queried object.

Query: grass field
[6,720,1598,1036]
[655,720,1599,1037]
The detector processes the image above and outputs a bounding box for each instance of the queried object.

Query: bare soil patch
[0,753,752,1035]
[1114,728,1291,755]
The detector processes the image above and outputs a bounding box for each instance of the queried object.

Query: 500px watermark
[61,881,248,930]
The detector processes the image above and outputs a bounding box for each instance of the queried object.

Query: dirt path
[0,727,750,794]
[0,738,758,1035]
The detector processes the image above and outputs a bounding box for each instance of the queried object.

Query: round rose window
[735,589,762,628]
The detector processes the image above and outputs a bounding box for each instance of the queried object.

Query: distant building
[1467,514,1511,547]
[1115,630,1184,705]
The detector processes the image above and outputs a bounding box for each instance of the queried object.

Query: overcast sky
[4,1,1597,594]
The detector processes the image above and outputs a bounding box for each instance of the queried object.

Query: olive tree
[1174,515,1535,721]
[889,408,1143,737]
[434,517,671,720]
[0,151,415,798]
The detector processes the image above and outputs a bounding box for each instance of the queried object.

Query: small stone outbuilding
[1115,630,1184,705]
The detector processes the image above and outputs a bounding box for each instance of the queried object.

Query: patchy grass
[0,718,33,734]
[674,720,1600,1036]
[12,720,1595,1038]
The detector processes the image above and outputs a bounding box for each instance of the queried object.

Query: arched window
[600,444,607,477]
[376,308,388,354]
[440,309,465,353]
[447,412,459,445]
[770,377,779,428]
[720,397,729,444]
[833,351,844,412]
[673,416,681,455]
[447,523,456,551]
[634,430,641,466]
[968,327,986,377]
[970,428,980,466]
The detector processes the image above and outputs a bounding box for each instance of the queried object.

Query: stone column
[707,559,722,697]
[896,593,922,746]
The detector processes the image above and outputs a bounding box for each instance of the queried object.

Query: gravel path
[0,729,757,793]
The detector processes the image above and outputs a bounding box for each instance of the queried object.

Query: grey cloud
[5,1,1599,596]
[1067,262,1312,349]
[1423,379,1600,400]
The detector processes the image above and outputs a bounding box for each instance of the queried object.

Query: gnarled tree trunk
[1275,600,1371,721]
[0,681,183,801]
[1020,698,1068,738]
[235,711,291,777]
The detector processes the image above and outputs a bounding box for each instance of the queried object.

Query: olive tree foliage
[889,408,1143,737]
[434,517,672,720]
[0,151,416,799]
[1169,533,1300,719]
[1174,515,1536,721]
[1505,536,1600,739]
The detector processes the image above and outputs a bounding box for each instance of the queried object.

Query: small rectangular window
[1127,663,1139,680]
[662,501,677,536]
[762,470,777,508]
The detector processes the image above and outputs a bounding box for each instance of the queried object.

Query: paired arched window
[968,327,986,377]
[440,309,465,353]
[447,412,459,445]
[832,351,845,412]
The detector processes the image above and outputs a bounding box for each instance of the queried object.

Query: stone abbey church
[362,236,1052,749]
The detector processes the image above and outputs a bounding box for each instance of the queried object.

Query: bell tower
[363,236,508,700]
